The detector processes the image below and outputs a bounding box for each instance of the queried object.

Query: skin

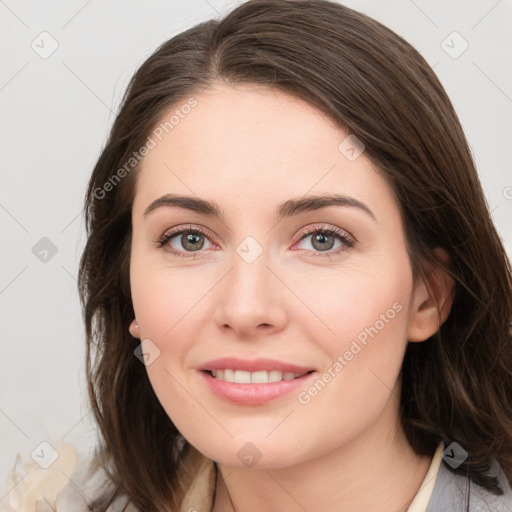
[129,81,454,511]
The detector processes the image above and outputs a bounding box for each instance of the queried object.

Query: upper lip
[199,357,315,374]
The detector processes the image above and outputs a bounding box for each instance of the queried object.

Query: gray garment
[426,459,512,511]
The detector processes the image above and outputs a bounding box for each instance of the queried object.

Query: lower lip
[199,370,316,405]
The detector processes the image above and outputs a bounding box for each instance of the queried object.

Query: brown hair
[78,0,512,510]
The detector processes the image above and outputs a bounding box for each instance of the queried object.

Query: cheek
[298,256,411,351]
[129,260,210,428]
[293,257,412,405]
[130,252,209,342]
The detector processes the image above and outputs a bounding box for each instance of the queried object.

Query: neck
[212,388,432,512]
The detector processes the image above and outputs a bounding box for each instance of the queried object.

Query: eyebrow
[143,193,376,222]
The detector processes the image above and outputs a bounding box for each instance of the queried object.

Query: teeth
[210,369,307,383]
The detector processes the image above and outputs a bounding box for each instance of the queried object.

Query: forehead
[133,82,398,224]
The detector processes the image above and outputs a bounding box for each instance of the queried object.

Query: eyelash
[154,224,356,260]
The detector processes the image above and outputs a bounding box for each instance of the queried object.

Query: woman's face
[130,81,423,468]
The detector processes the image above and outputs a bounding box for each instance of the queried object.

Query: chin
[187,435,308,470]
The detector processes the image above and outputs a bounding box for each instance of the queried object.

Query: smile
[200,369,317,405]
[209,369,310,383]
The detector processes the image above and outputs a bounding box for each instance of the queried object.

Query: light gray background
[1,0,511,500]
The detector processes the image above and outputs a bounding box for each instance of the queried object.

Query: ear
[408,248,455,342]
[129,319,140,339]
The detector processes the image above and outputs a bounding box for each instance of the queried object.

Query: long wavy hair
[78,0,512,510]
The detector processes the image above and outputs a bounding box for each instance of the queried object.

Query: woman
[4,0,512,510]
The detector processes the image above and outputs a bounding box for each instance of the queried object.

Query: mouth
[198,357,317,404]
[199,365,317,405]
[205,369,314,384]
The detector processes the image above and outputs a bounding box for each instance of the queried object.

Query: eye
[293,225,355,259]
[155,224,356,259]
[155,224,215,258]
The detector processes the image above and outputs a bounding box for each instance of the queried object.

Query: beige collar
[406,442,444,512]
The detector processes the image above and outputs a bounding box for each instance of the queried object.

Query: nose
[213,251,287,340]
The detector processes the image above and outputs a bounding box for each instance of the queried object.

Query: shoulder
[427,458,512,511]
[1,441,138,512]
